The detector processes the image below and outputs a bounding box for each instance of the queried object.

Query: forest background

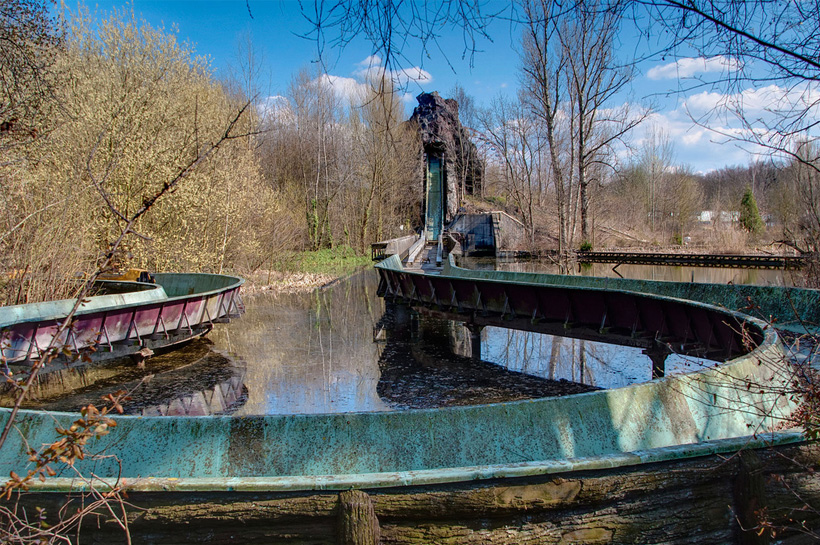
[3,0,820,307]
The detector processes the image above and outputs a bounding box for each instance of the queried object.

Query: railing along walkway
[577,251,804,269]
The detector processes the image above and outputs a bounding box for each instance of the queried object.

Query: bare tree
[477,95,543,244]
[449,83,483,200]
[300,1,500,83]
[519,0,571,256]
[286,69,348,250]
[349,77,419,252]
[520,0,645,255]
[560,0,644,244]
[636,1,820,270]
[639,125,675,232]
[637,1,820,171]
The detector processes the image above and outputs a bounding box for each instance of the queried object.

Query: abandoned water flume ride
[0,263,817,543]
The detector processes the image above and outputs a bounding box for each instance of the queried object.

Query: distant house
[698,210,739,224]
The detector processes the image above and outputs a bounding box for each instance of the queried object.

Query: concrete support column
[466,323,484,361]
[644,343,671,379]
[389,302,413,342]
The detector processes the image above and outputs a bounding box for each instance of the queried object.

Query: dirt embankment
[240,270,340,296]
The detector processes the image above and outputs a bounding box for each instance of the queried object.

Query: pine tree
[739,187,764,234]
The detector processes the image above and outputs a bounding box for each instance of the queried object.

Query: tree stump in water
[338,489,380,545]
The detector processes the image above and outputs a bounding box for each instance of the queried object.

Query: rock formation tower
[408,92,483,241]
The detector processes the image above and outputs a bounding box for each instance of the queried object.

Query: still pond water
[16,262,794,416]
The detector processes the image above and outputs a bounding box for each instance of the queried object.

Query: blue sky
[74,0,792,173]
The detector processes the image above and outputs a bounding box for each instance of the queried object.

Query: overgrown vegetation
[0,3,421,307]
[5,1,820,307]
[739,186,765,234]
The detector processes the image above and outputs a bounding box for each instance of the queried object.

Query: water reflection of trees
[207,270,712,414]
[482,327,644,389]
[480,327,712,390]
[208,271,389,414]
[484,259,791,286]
[1,271,719,417]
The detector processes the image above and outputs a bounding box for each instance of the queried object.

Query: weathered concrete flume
[0,273,245,367]
[0,257,815,543]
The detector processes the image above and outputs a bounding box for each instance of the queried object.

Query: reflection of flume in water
[1,339,213,404]
[0,339,248,416]
[137,371,247,417]
[376,313,599,409]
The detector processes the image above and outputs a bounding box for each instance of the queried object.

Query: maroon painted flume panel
[1,274,243,365]
[376,265,761,361]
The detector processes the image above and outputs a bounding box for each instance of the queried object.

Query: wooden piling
[338,489,380,545]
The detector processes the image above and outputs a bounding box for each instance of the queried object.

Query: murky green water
[10,260,791,416]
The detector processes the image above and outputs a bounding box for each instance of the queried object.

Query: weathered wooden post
[338,489,380,545]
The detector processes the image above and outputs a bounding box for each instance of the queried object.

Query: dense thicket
[259,72,420,256]
[0,6,418,305]
[0,6,281,304]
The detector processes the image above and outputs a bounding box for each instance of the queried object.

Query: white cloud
[316,56,432,105]
[681,129,705,147]
[357,55,383,69]
[257,95,291,122]
[682,91,728,114]
[647,56,739,80]
[317,74,370,103]
[358,66,431,87]
[623,71,820,170]
[353,55,431,86]
[631,106,776,171]
[683,82,820,122]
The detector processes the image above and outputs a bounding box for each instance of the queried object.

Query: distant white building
[698,210,739,224]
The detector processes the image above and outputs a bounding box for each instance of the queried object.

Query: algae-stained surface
[0,264,802,482]
[0,263,813,544]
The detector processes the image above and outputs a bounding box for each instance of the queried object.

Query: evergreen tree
[739,187,764,234]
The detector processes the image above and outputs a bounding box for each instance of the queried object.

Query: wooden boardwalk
[576,250,804,269]
[405,244,442,274]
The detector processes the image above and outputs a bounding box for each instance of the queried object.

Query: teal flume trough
[0,258,803,493]
[0,273,244,365]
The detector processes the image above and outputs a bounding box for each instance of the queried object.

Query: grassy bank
[278,246,373,276]
[244,247,373,295]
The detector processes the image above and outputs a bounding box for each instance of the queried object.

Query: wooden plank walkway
[405,244,442,274]
[576,251,805,269]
